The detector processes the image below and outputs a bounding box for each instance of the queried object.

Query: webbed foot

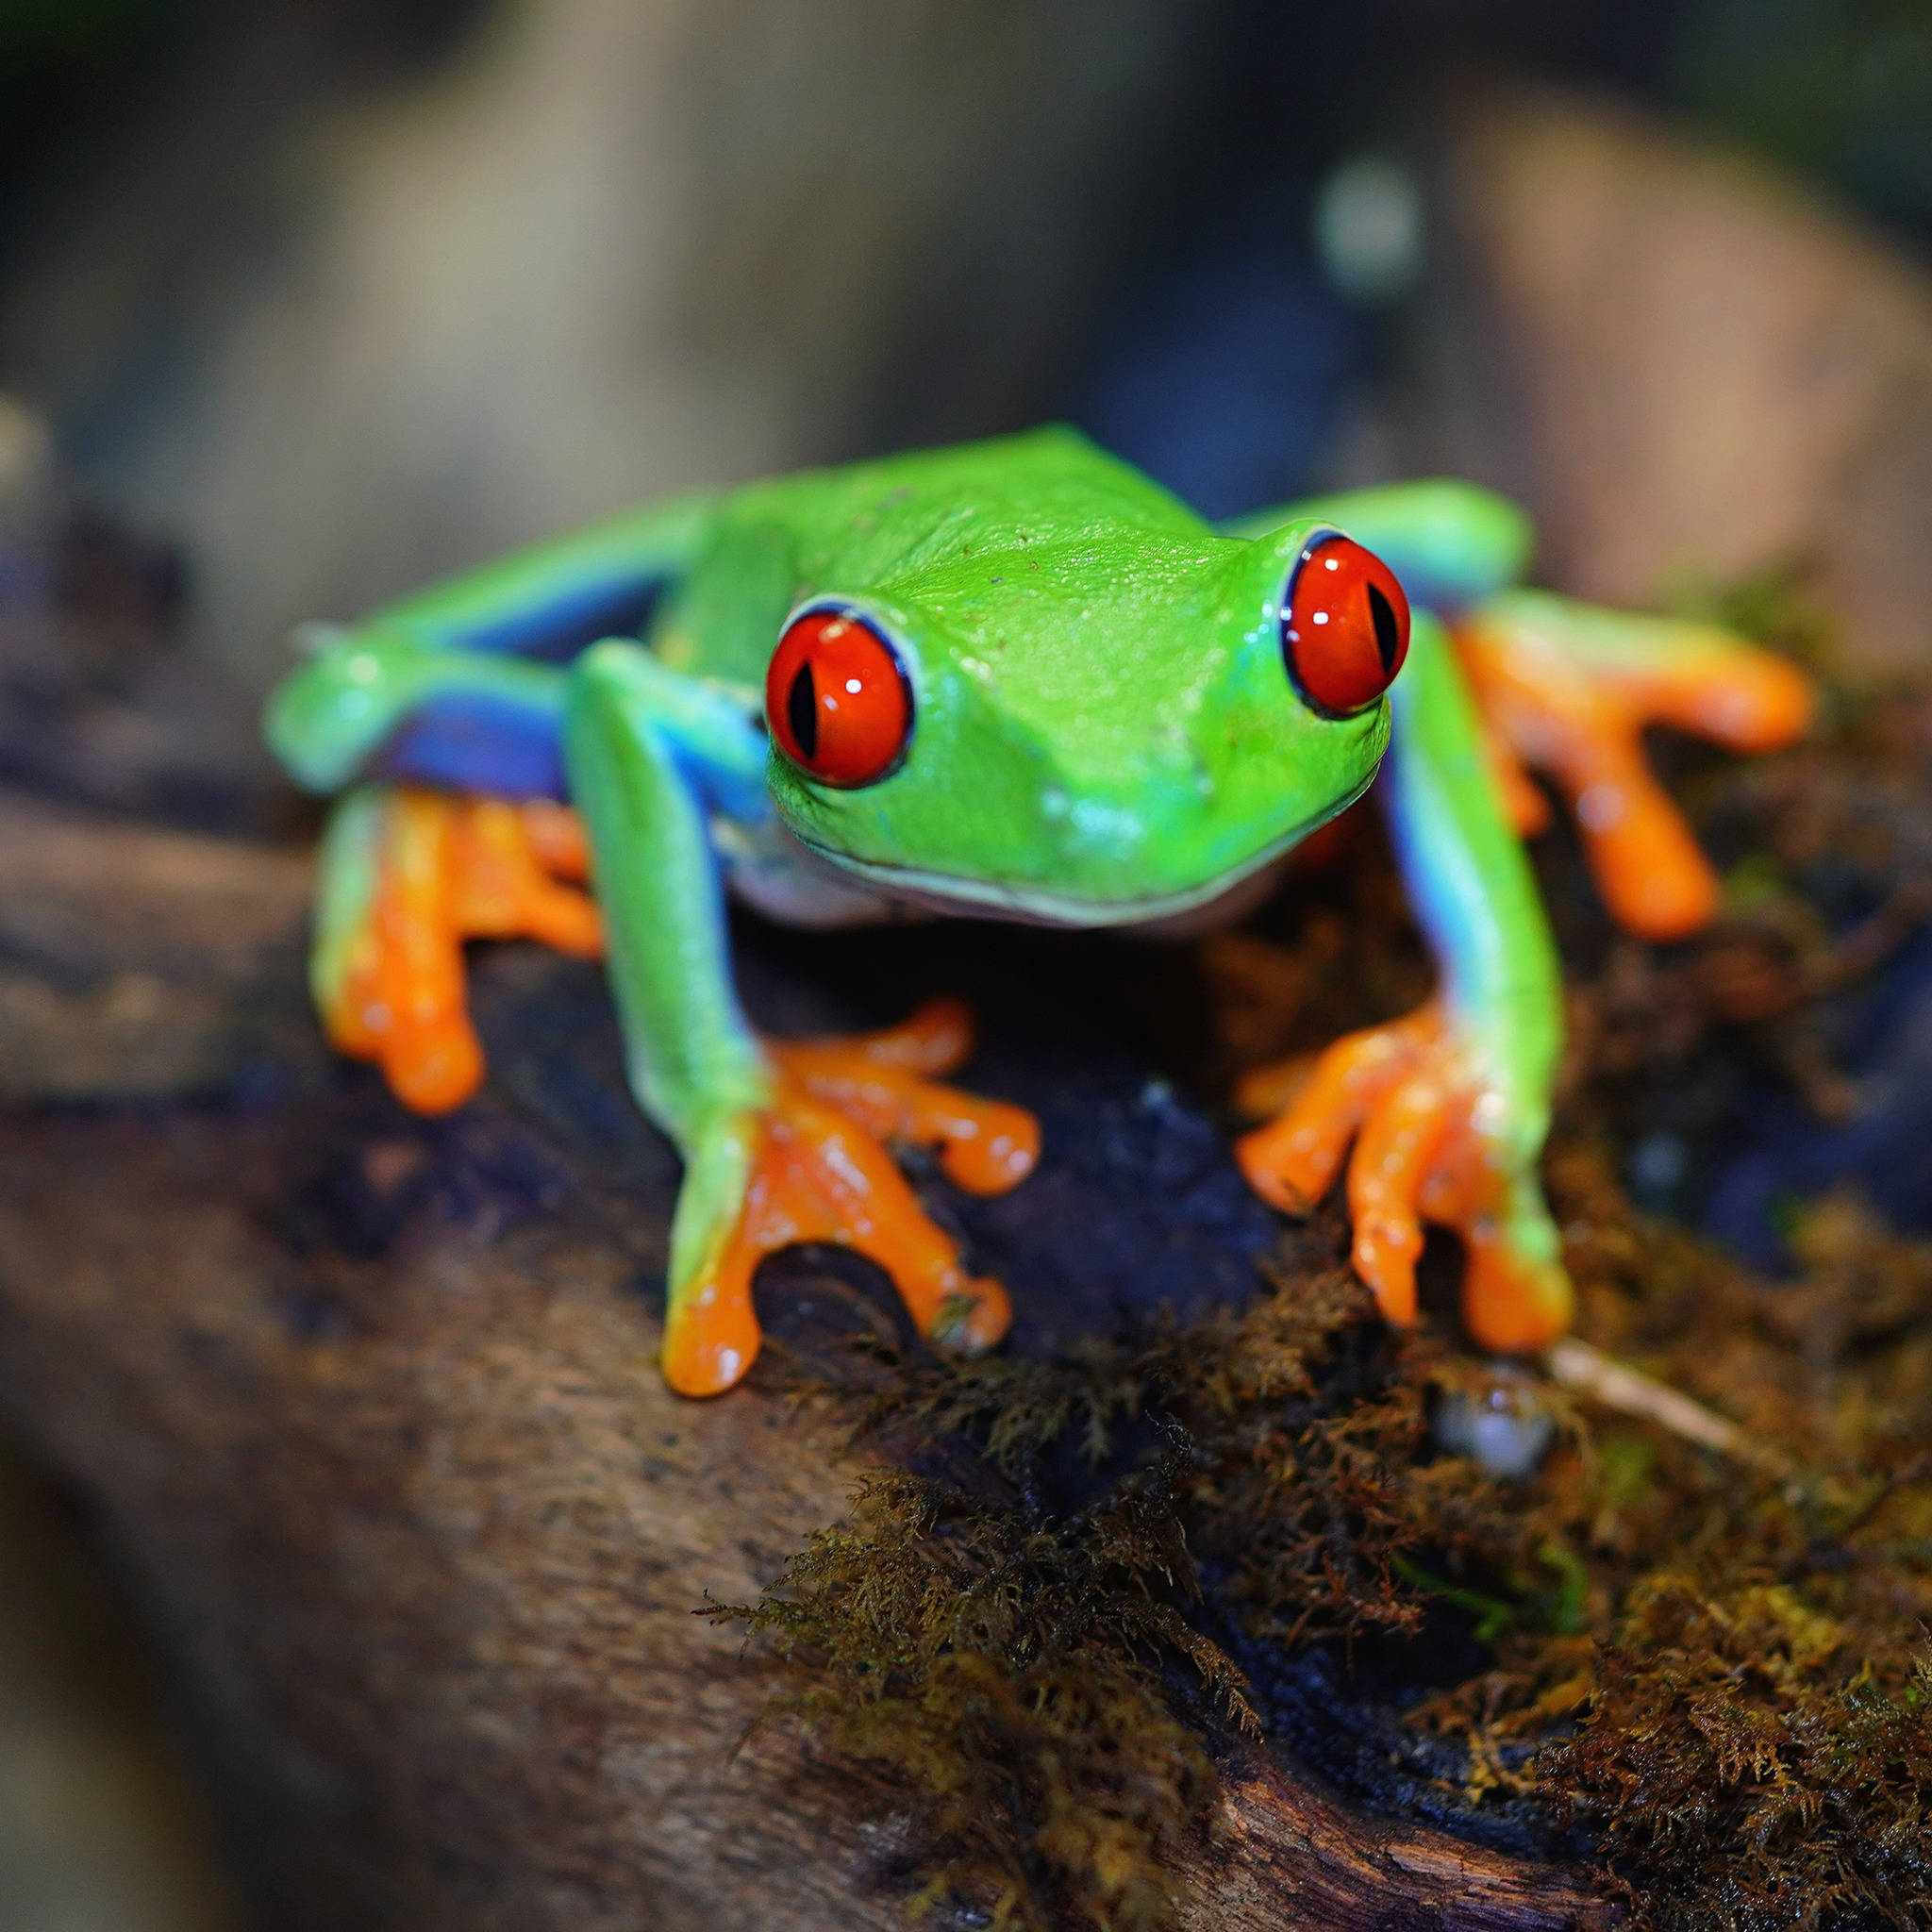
[1235,1001,1572,1352]
[1455,593,1813,939]
[317,785,603,1112]
[661,999,1039,1396]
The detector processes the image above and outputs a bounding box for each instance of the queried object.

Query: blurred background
[7,0,1932,814]
[0,0,1929,1924]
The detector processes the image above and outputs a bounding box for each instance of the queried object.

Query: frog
[265,426,1811,1396]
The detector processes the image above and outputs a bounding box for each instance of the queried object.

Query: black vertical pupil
[787,660,819,759]
[1366,582,1400,675]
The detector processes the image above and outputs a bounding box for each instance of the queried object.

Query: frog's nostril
[1282,536,1410,718]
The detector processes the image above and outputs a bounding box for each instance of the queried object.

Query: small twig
[1543,1340,1793,1476]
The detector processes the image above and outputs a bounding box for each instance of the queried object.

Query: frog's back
[661,427,1212,687]
[738,426,1204,589]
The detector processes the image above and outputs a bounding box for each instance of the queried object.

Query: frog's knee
[266,630,417,791]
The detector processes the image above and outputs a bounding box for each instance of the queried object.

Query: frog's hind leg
[271,487,725,1114]
[563,639,1036,1396]
[1455,591,1814,939]
[314,784,601,1113]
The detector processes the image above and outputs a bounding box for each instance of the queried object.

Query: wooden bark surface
[0,790,1605,1930]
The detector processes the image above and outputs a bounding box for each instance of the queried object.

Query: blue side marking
[457,577,666,662]
[373,690,569,799]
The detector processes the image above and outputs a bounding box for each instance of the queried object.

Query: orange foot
[1455,592,1814,940]
[1234,1002,1572,1353]
[659,999,1040,1397]
[320,785,602,1113]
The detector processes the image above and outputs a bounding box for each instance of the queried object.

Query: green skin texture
[266,427,1562,1326]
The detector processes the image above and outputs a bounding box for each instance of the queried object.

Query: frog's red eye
[1282,535,1410,717]
[767,606,912,788]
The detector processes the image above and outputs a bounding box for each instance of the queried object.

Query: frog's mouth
[790,772,1374,932]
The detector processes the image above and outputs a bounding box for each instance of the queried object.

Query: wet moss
[720,1173,1932,1928]
[715,673,1932,1928]
[1542,1591,1932,1930]
[715,1258,1580,1926]
[703,1460,1254,1932]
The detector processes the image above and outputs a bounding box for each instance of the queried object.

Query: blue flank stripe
[373,688,570,800]
[450,576,666,662]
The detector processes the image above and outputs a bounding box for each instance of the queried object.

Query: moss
[724,1171,1932,1928]
[716,670,1932,1929]
[1543,1604,1932,1930]
[719,1258,1591,1927]
[849,1258,1582,1654]
[703,1461,1254,1932]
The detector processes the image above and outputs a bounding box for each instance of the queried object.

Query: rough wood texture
[0,791,1604,1929]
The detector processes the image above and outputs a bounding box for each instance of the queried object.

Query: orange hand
[325,788,602,1114]
[1454,597,1813,941]
[768,996,1039,1194]
[1235,1003,1572,1352]
[661,1001,1039,1397]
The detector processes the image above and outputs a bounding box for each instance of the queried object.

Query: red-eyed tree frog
[264,427,1811,1395]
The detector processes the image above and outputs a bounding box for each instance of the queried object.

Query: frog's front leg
[1237,615,1572,1352]
[564,641,1035,1396]
[1453,591,1813,938]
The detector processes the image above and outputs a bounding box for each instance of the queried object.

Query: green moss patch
[711,674,1932,1929]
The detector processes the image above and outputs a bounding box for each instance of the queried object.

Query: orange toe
[383,1013,486,1115]
[661,1035,1023,1397]
[1236,1000,1574,1352]
[1564,753,1721,941]
[1624,641,1815,756]
[661,1233,765,1398]
[1345,1070,1456,1327]
[1235,1005,1442,1215]
[770,998,1041,1197]
[1459,1227,1574,1354]
[319,787,603,1115]
[518,795,593,881]
[449,797,604,958]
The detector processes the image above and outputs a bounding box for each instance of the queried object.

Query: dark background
[4,0,1930,686]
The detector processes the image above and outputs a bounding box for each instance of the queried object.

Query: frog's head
[763,517,1408,924]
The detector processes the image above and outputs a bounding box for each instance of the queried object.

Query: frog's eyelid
[1281,525,1346,597]
[776,595,918,688]
[1274,524,1344,634]
[773,594,921,726]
